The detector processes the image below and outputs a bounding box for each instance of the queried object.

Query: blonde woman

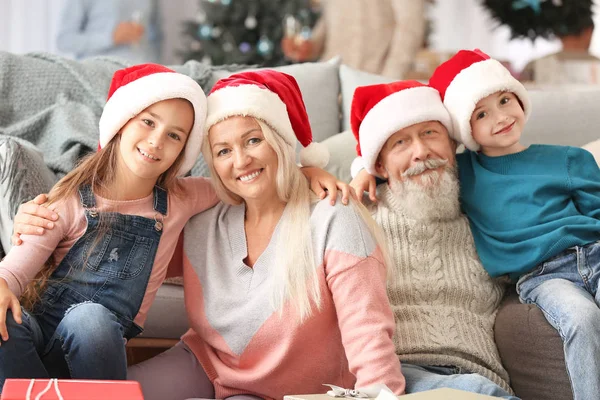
[13,70,402,400]
[0,63,211,389]
[125,70,406,400]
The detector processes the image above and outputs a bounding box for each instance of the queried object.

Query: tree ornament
[257,36,274,56]
[197,24,213,39]
[223,41,235,52]
[245,15,258,29]
[195,10,207,24]
[211,26,223,38]
[239,42,252,53]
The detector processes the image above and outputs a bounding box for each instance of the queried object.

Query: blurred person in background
[56,0,163,64]
[281,0,427,79]
[484,0,600,85]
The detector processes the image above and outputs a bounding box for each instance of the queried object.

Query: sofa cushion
[339,64,395,132]
[494,288,572,400]
[321,130,356,183]
[582,139,600,166]
[0,136,57,256]
[209,58,342,145]
[525,88,600,147]
[138,283,187,339]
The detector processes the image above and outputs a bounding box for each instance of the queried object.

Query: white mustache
[402,158,449,178]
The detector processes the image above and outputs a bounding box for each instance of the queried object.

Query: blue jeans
[402,364,518,399]
[0,185,167,390]
[0,303,127,388]
[517,241,600,400]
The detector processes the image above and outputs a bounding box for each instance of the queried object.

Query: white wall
[0,0,67,55]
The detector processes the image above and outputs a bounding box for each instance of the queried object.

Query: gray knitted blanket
[0,51,215,178]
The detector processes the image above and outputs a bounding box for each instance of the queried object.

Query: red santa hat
[98,63,207,176]
[205,70,329,168]
[429,49,532,151]
[350,80,453,176]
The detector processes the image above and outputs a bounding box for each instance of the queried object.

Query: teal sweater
[457,145,600,280]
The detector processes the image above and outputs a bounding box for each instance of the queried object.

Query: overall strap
[77,184,96,209]
[153,185,168,216]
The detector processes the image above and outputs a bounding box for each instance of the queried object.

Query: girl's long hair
[20,134,186,310]
[202,117,391,322]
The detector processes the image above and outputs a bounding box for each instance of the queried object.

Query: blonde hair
[20,132,186,310]
[202,117,391,322]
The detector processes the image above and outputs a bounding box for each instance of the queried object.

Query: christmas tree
[180,0,319,66]
[482,0,593,40]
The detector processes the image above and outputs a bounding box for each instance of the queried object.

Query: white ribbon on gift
[26,379,64,400]
[323,384,396,399]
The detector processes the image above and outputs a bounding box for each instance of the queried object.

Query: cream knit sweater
[312,0,425,79]
[370,184,511,392]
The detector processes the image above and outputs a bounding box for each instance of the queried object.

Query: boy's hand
[350,169,378,205]
[0,279,21,343]
[12,194,57,246]
[301,167,355,206]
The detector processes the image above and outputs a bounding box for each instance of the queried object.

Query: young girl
[0,63,215,389]
[3,65,349,390]
[428,49,600,400]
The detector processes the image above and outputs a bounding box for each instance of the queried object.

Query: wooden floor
[126,338,179,366]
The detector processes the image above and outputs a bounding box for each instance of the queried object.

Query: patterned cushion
[0,135,57,255]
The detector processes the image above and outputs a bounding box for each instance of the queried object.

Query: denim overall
[0,184,167,389]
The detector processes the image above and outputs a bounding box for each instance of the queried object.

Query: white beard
[389,165,461,222]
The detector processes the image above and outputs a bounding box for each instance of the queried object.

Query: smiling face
[375,120,456,187]
[470,91,526,156]
[117,98,193,189]
[208,116,280,205]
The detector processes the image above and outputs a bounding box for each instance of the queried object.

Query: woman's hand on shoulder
[0,279,21,341]
[11,194,58,246]
[350,169,378,205]
[301,167,355,206]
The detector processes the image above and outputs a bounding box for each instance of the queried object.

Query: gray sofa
[3,52,600,400]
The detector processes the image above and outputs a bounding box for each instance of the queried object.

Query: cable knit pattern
[370,184,511,393]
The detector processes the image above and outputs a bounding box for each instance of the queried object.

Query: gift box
[1,379,144,400]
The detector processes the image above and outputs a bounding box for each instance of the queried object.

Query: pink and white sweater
[0,177,217,327]
[180,199,405,400]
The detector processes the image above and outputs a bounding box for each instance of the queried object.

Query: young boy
[427,48,600,400]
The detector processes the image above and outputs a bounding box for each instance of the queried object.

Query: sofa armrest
[0,136,57,255]
[139,283,187,339]
[494,287,572,400]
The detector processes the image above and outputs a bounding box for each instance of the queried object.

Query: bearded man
[349,81,518,399]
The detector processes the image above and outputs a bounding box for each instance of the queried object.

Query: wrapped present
[1,379,144,400]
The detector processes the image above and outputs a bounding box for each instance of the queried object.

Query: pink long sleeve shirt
[0,177,217,327]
